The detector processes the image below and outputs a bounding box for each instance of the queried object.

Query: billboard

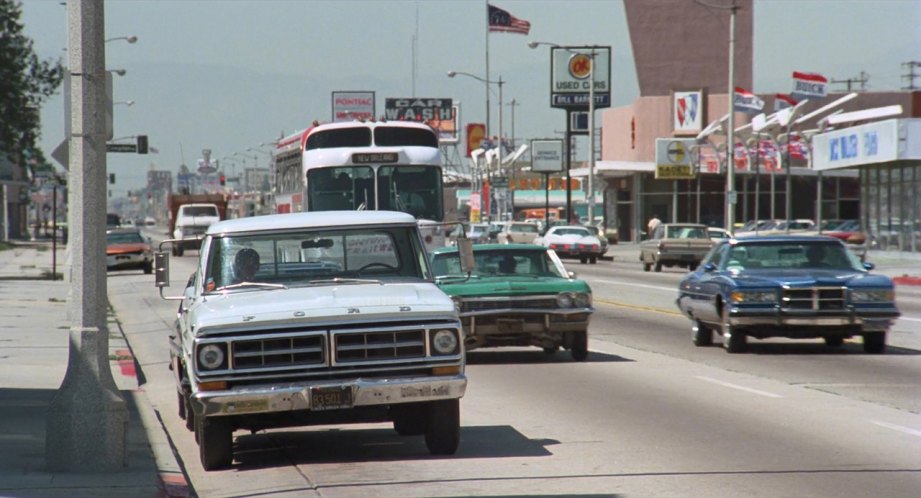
[549,46,611,110]
[332,91,375,122]
[383,98,453,123]
[430,104,459,144]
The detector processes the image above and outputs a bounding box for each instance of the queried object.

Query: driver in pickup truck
[233,248,260,283]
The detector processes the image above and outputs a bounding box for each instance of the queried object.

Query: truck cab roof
[206,210,418,235]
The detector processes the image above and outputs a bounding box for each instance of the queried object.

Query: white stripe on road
[872,421,921,437]
[591,278,676,293]
[898,316,921,323]
[695,376,783,398]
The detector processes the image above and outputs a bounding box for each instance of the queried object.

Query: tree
[0,0,65,177]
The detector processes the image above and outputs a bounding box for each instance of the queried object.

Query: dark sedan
[675,235,900,354]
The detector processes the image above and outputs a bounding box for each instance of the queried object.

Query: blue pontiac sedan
[675,235,900,354]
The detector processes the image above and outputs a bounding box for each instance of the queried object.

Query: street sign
[106,143,138,153]
[51,140,68,169]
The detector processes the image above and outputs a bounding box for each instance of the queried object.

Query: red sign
[466,123,486,157]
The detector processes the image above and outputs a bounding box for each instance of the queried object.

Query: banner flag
[774,93,798,111]
[734,87,765,114]
[488,4,531,35]
[791,71,828,100]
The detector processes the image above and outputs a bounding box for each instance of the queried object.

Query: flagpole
[485,0,491,144]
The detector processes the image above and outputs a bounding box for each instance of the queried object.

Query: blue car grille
[781,287,846,311]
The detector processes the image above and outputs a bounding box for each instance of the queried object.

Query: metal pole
[544,172,550,229]
[497,76,504,222]
[565,113,572,223]
[725,2,737,232]
[588,49,596,225]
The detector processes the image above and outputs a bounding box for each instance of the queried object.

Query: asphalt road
[106,243,921,497]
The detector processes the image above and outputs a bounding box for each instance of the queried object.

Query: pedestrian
[647,214,661,239]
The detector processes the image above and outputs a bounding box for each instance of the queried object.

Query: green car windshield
[433,248,569,279]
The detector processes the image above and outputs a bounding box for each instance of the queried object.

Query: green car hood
[437,275,590,297]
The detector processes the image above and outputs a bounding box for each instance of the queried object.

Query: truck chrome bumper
[192,375,467,418]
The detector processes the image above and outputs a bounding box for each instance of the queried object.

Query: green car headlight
[556,292,574,308]
[851,289,894,302]
[730,290,776,304]
[573,292,592,308]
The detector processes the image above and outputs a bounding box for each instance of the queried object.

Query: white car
[497,221,542,245]
[535,225,605,264]
[708,227,732,242]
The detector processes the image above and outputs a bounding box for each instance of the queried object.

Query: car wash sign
[384,98,453,122]
[549,46,611,109]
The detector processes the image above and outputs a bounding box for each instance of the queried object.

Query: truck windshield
[183,206,218,217]
[204,226,432,291]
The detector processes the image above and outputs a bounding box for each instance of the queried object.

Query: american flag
[488,4,531,35]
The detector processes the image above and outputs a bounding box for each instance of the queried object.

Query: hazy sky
[21,0,921,196]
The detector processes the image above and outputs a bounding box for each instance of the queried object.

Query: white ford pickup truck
[155,211,467,470]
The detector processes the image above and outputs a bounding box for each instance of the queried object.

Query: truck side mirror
[154,252,170,288]
[457,238,475,274]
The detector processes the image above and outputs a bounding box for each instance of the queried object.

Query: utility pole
[46,0,128,472]
[902,61,921,91]
[831,71,870,92]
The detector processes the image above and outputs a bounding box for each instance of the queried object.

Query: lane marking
[594,298,683,317]
[695,375,783,398]
[872,421,921,438]
[590,278,676,293]
[898,316,921,323]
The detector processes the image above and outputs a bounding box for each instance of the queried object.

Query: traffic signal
[109,173,115,184]
[219,174,226,186]
[136,135,148,154]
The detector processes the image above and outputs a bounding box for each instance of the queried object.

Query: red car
[106,228,153,273]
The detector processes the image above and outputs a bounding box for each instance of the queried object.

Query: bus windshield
[378,165,443,221]
[307,166,376,211]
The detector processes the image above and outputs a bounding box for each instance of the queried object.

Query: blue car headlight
[730,290,777,304]
[850,289,894,302]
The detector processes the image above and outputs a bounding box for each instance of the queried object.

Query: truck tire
[198,416,233,471]
[392,403,427,436]
[692,320,713,347]
[424,399,460,455]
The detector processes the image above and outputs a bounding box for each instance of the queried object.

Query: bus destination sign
[352,152,399,164]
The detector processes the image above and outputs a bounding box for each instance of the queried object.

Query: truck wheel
[589,256,598,264]
[184,393,196,433]
[424,399,460,455]
[692,320,713,347]
[654,260,663,272]
[863,332,886,354]
[579,256,587,264]
[392,404,427,436]
[570,331,589,361]
[543,346,558,355]
[144,261,153,274]
[198,416,233,471]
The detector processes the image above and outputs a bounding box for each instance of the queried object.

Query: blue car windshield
[724,242,863,271]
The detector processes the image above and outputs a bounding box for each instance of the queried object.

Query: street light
[447,70,504,222]
[107,68,126,77]
[105,35,138,44]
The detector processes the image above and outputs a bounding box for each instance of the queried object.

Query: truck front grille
[334,329,425,362]
[782,287,846,311]
[233,334,325,369]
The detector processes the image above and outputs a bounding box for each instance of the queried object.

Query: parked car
[448,222,490,245]
[535,225,606,264]
[804,219,868,261]
[431,244,593,361]
[639,223,713,272]
[496,221,542,245]
[675,235,900,353]
[707,227,733,242]
[487,221,508,243]
[105,227,153,274]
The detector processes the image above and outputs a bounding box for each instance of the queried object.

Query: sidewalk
[0,241,189,498]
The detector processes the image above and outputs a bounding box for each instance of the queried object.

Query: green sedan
[432,244,594,361]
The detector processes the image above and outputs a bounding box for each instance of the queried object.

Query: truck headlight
[730,290,776,304]
[431,329,459,355]
[197,344,227,370]
[573,292,592,308]
[556,292,574,308]
[851,289,894,302]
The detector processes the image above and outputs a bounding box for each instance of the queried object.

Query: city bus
[273,119,446,248]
